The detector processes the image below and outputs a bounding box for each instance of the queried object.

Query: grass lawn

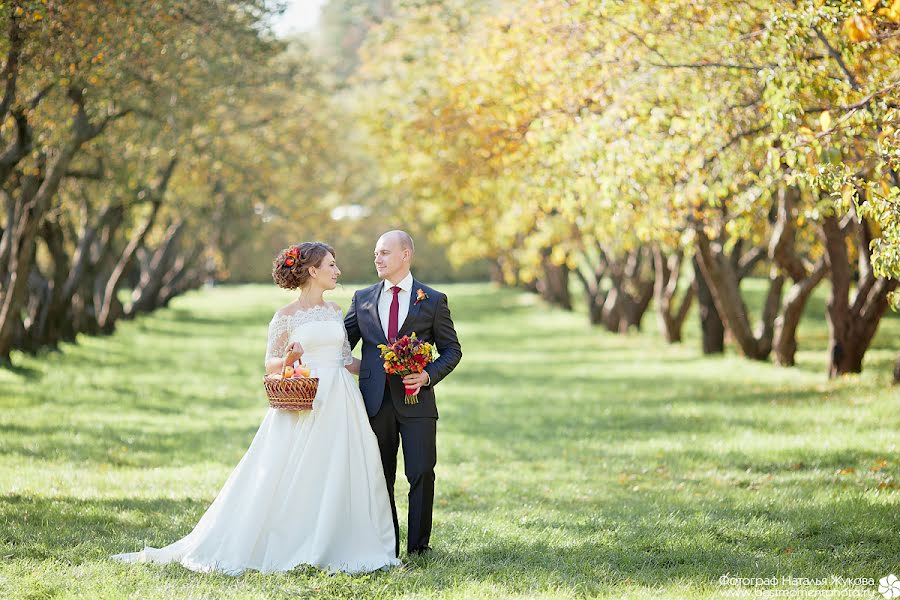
[0,281,898,599]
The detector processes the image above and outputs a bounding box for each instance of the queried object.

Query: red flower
[284,257,295,267]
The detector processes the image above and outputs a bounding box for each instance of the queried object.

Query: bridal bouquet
[378,333,434,404]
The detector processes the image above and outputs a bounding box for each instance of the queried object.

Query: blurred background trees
[351,0,900,377]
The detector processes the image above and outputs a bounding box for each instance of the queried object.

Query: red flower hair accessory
[282,245,300,268]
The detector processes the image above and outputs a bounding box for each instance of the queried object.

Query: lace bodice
[265,304,353,367]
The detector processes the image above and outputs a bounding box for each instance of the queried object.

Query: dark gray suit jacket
[344,279,462,418]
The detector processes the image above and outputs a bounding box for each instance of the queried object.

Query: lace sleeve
[337,306,353,366]
[342,328,353,366]
[265,316,290,366]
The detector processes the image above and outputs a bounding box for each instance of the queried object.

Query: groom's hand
[402,371,429,393]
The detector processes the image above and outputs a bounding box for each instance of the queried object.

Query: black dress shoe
[407,546,432,556]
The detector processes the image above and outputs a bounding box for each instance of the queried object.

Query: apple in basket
[280,364,311,379]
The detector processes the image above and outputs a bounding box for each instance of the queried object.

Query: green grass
[0,282,898,599]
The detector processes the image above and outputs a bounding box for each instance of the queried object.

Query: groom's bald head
[380,230,415,258]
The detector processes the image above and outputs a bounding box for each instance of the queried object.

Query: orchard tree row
[353,0,900,377]
[0,1,341,365]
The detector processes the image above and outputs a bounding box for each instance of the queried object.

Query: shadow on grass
[428,491,896,591]
[0,361,43,379]
[1,494,206,562]
[3,489,894,592]
[0,421,259,467]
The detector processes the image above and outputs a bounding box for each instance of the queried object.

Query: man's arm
[344,291,361,350]
[424,293,462,387]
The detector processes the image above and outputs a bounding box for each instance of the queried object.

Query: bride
[112,242,400,575]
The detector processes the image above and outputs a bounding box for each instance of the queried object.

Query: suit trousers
[369,383,437,556]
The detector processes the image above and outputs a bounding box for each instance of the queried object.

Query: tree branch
[648,61,775,71]
[813,26,861,91]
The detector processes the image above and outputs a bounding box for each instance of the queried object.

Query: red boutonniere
[415,288,428,305]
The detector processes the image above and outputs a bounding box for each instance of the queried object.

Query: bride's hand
[284,342,304,366]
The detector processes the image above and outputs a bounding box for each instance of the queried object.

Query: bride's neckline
[273,303,340,320]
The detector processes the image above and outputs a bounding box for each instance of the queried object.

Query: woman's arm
[266,357,284,376]
[344,357,361,375]
[264,315,302,375]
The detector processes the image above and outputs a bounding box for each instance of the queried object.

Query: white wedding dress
[112,304,399,575]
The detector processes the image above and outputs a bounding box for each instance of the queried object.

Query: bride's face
[310,252,340,291]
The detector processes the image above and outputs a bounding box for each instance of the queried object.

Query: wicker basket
[264,376,319,411]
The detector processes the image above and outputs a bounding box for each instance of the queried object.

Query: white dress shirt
[378,272,414,340]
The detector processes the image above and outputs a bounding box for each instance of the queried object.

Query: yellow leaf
[33,13,43,21]
[819,111,832,132]
[842,15,875,42]
[878,0,900,21]
[869,459,888,472]
[880,179,892,198]
[798,126,815,137]
[864,0,879,10]
[842,184,856,205]
[805,149,818,174]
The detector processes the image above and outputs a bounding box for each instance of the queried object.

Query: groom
[344,230,462,557]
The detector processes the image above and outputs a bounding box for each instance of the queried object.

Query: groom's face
[374,235,409,283]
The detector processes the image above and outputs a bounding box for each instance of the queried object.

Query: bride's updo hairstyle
[272,241,335,290]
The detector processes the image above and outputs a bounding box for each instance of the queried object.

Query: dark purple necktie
[388,286,401,341]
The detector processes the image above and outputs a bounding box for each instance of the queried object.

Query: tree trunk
[693,255,724,354]
[653,246,694,343]
[772,258,828,366]
[821,213,898,377]
[19,268,50,353]
[0,162,50,363]
[600,248,654,333]
[22,217,70,350]
[694,227,781,360]
[574,249,609,325]
[536,250,572,310]
[129,220,186,315]
[768,186,828,366]
[97,156,177,330]
[157,243,206,308]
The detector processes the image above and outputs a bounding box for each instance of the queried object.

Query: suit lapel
[365,284,387,344]
[397,279,422,338]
